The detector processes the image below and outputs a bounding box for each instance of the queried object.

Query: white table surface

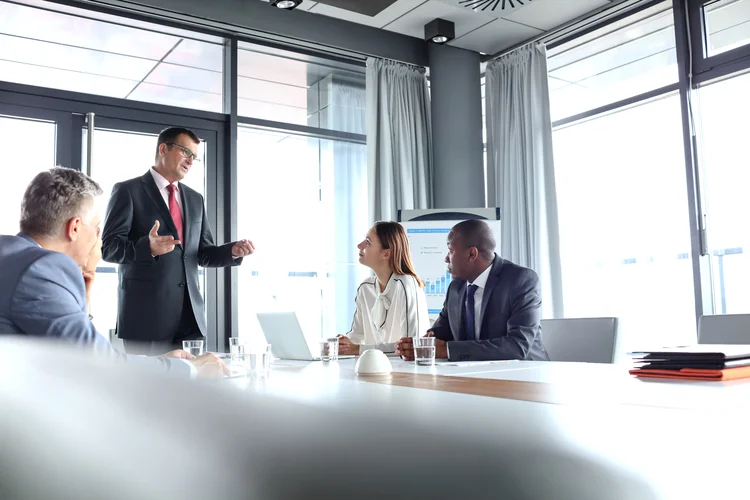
[226,357,750,498]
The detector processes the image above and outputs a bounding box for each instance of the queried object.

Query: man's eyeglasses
[166,143,201,162]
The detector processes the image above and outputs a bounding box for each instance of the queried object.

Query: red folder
[630,365,750,381]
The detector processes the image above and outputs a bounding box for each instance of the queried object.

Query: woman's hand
[336,335,361,355]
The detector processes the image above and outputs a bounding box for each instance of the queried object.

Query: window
[696,71,750,314]
[0,114,56,235]
[704,0,750,57]
[548,3,697,355]
[236,127,368,347]
[553,95,696,353]
[235,44,368,349]
[0,0,224,112]
[547,3,677,121]
[237,43,366,134]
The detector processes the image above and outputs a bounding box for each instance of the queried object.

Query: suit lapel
[479,255,504,339]
[140,171,180,241]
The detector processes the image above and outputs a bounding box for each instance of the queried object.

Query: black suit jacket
[430,254,549,362]
[101,171,240,341]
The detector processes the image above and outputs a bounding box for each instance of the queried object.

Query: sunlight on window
[237,127,368,349]
[0,115,56,235]
[553,95,696,354]
[697,71,750,314]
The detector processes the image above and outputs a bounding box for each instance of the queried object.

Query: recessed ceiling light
[424,18,455,44]
[271,0,301,9]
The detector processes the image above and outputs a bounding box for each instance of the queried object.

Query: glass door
[83,116,218,349]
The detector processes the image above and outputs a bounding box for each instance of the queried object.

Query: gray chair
[698,314,750,344]
[540,317,619,364]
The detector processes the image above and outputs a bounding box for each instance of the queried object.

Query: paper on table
[434,360,519,367]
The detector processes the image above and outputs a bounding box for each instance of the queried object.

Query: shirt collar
[17,233,41,247]
[150,167,177,192]
[468,262,493,290]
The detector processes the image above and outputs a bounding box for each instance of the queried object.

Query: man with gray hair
[0,167,225,377]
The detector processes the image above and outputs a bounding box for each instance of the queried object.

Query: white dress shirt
[347,274,429,353]
[149,167,183,218]
[467,263,492,340]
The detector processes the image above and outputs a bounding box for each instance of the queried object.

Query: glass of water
[229,337,245,361]
[246,344,272,379]
[413,336,436,366]
[319,337,339,362]
[182,340,204,357]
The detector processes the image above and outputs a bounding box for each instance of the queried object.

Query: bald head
[448,220,496,261]
[444,220,496,283]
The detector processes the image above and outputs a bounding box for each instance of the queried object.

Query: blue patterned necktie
[464,284,479,341]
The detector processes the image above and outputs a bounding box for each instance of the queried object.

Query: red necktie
[166,184,183,243]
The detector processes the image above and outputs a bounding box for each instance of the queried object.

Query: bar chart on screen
[402,226,452,317]
[424,271,452,296]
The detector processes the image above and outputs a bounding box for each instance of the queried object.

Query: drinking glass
[182,340,204,358]
[247,344,272,378]
[413,337,436,366]
[319,337,339,362]
[229,337,245,361]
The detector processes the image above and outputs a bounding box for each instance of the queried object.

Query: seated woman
[338,221,429,355]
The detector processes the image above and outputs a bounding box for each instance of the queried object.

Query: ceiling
[294,0,615,55]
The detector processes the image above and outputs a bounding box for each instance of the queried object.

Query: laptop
[256,312,355,361]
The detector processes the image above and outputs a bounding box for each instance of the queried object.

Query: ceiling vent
[450,0,533,13]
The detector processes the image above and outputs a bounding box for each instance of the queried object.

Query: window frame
[688,0,750,83]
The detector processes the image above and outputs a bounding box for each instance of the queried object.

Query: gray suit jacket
[430,254,550,362]
[0,234,189,375]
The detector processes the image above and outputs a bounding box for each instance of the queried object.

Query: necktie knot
[467,284,478,298]
[167,183,177,194]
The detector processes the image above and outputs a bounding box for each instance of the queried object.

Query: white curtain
[327,81,370,335]
[486,43,563,319]
[366,58,433,223]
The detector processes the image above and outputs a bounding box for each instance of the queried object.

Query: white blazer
[346,273,429,353]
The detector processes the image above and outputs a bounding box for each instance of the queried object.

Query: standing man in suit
[396,219,549,362]
[102,127,255,355]
[0,167,226,377]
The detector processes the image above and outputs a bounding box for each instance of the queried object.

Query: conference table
[228,357,750,498]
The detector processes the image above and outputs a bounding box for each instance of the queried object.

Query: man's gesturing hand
[231,239,255,258]
[149,220,180,256]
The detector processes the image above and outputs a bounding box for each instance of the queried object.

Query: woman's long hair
[373,221,425,288]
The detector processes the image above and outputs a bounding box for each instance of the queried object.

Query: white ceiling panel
[307,0,426,28]
[384,0,495,39]
[502,0,612,31]
[298,0,620,56]
[449,17,543,54]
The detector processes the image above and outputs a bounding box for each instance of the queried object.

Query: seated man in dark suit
[396,219,549,362]
[0,167,225,377]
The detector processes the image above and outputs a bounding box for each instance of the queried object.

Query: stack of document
[629,345,750,381]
